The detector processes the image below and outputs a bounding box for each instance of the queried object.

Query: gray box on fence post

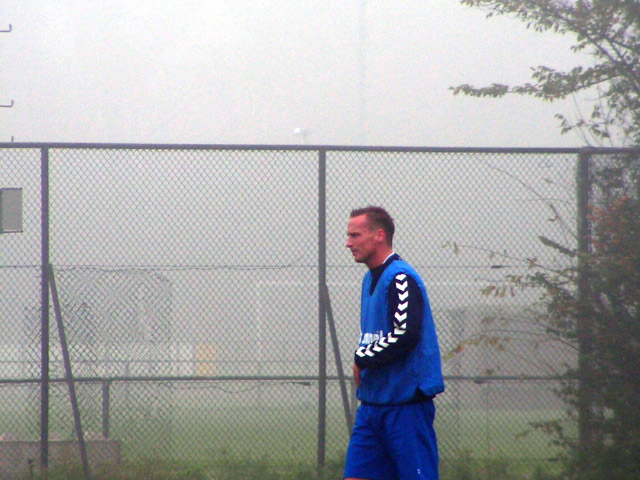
[0,187,22,233]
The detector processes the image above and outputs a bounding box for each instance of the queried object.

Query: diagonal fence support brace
[48,264,92,480]
[322,284,354,433]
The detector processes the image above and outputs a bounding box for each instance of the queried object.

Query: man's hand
[353,362,362,388]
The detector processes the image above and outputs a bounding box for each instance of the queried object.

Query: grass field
[0,382,572,479]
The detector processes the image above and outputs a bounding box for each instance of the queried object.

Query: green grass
[440,452,565,480]
[18,454,565,480]
[436,408,572,460]
[19,455,347,480]
[1,387,571,479]
[19,459,210,480]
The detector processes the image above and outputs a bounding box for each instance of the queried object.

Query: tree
[446,154,640,480]
[450,1,640,478]
[452,0,640,146]
[540,154,640,479]
[574,154,640,479]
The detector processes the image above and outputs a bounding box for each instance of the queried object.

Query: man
[344,206,445,480]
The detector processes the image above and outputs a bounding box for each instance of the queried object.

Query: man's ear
[375,228,386,244]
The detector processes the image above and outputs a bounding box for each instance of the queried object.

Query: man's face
[346,214,381,267]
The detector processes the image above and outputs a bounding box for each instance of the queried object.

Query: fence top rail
[1,142,639,155]
[0,374,574,385]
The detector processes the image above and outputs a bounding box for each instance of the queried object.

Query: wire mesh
[0,144,610,477]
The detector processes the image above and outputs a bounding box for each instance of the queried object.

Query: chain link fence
[0,144,631,478]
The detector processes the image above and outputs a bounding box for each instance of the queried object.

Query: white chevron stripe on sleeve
[355,273,416,364]
[395,311,407,323]
[394,312,407,324]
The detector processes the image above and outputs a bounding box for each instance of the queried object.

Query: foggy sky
[1,0,592,147]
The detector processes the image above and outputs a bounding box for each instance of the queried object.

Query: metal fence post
[102,380,111,439]
[40,147,50,471]
[576,148,593,473]
[317,149,328,472]
[350,378,357,429]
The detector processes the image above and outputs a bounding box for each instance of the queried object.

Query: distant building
[20,269,176,377]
